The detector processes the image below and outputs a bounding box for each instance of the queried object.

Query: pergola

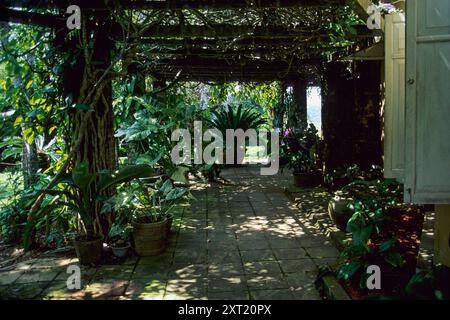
[0,0,379,83]
[0,0,383,237]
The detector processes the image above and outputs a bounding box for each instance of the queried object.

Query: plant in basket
[128,178,190,256]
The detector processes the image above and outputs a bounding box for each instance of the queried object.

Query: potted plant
[105,213,132,258]
[33,161,154,265]
[129,178,189,256]
[328,190,354,232]
[288,149,319,187]
[285,124,322,187]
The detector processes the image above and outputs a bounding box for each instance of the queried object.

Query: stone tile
[285,272,317,290]
[240,249,275,262]
[40,281,88,300]
[305,246,340,259]
[12,260,37,272]
[269,238,301,249]
[297,236,332,248]
[251,289,296,300]
[208,263,245,277]
[133,264,169,280]
[55,265,97,284]
[165,278,207,300]
[83,279,129,299]
[176,241,207,251]
[173,249,207,264]
[207,241,238,251]
[15,269,60,284]
[31,257,76,270]
[246,274,289,290]
[278,259,317,274]
[208,275,247,293]
[237,240,270,251]
[290,283,321,300]
[235,233,267,242]
[0,270,23,285]
[208,290,250,300]
[243,261,282,275]
[273,248,308,260]
[168,263,207,279]
[138,252,174,265]
[208,250,241,264]
[92,265,134,281]
[125,278,166,300]
[6,281,49,299]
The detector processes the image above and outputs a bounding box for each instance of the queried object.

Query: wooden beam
[0,0,347,10]
[140,24,381,39]
[0,6,63,27]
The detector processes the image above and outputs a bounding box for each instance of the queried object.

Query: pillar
[321,62,355,174]
[434,205,450,267]
[289,79,308,133]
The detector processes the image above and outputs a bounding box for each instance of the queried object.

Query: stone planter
[132,218,167,256]
[328,194,354,232]
[73,236,103,265]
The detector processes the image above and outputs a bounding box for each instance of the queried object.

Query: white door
[384,13,406,182]
[405,0,450,203]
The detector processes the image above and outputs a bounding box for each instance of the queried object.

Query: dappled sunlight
[0,166,335,300]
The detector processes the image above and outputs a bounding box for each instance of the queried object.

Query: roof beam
[0,6,63,27]
[140,24,380,39]
[142,24,321,39]
[0,0,347,10]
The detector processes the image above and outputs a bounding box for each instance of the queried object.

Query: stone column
[291,79,308,133]
[321,62,355,174]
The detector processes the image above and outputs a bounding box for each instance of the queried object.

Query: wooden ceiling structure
[0,0,381,83]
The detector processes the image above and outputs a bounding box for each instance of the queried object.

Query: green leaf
[96,164,155,194]
[13,115,23,127]
[379,238,396,252]
[25,80,33,89]
[1,147,22,159]
[72,161,93,195]
[352,225,373,248]
[384,252,404,268]
[170,166,190,183]
[337,260,363,280]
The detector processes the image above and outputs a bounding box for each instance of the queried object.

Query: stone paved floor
[0,166,340,300]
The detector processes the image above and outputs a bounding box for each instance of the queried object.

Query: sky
[307,86,322,132]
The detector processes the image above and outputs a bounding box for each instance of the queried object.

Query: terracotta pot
[293,172,320,187]
[132,218,167,256]
[73,236,103,265]
[328,194,354,232]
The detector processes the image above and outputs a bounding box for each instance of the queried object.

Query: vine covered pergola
[1,0,379,82]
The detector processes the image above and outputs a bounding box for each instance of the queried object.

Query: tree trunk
[57,15,117,238]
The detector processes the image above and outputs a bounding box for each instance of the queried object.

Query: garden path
[0,166,340,300]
